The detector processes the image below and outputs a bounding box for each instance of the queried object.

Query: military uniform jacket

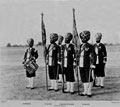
[24,47,38,62]
[61,43,75,68]
[93,43,107,64]
[78,43,96,68]
[46,43,60,66]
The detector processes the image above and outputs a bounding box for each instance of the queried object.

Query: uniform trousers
[80,67,93,83]
[94,63,105,77]
[26,70,36,78]
[48,66,58,80]
[58,64,62,74]
[63,67,75,82]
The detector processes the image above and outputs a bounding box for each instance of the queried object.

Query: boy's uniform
[24,47,38,77]
[23,38,38,89]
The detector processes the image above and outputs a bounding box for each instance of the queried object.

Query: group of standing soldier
[45,30,107,97]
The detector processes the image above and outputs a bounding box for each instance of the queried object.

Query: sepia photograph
[0,0,120,106]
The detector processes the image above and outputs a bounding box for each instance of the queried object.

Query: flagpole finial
[73,8,75,12]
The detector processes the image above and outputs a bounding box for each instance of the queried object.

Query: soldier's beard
[58,40,62,45]
[50,39,55,44]
[65,39,70,44]
[81,39,87,43]
[96,40,100,43]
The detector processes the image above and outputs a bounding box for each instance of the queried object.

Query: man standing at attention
[78,31,96,97]
[94,33,107,88]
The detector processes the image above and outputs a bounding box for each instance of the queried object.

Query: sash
[48,44,56,66]
[95,44,99,64]
[63,44,70,67]
[79,44,86,67]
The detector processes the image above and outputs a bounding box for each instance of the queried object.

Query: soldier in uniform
[61,33,76,94]
[46,33,59,91]
[57,35,64,83]
[94,33,107,88]
[78,31,96,97]
[23,38,38,89]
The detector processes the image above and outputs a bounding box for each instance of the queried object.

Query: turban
[79,30,90,42]
[50,33,58,43]
[65,33,73,43]
[95,33,102,40]
[27,38,34,47]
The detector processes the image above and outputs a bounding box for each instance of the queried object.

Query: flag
[41,13,46,47]
[72,8,80,94]
[41,13,48,90]
[72,8,80,49]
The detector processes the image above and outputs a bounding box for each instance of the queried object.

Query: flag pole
[41,13,48,91]
[72,8,80,94]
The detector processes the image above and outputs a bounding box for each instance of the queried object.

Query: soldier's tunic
[24,47,38,77]
[46,43,59,80]
[62,43,75,82]
[79,43,96,82]
[94,43,107,77]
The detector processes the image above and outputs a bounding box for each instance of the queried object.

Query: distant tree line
[6,42,43,47]
[6,42,120,47]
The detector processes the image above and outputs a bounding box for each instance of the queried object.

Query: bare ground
[0,65,120,101]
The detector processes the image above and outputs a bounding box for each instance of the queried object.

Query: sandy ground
[0,65,120,101]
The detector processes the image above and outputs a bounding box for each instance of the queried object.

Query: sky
[0,0,120,46]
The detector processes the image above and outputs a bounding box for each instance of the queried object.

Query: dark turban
[50,33,58,43]
[79,31,90,43]
[65,33,73,44]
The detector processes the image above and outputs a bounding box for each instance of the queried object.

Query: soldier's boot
[96,77,100,86]
[87,82,93,97]
[64,82,70,93]
[49,80,54,90]
[80,83,88,96]
[100,77,104,88]
[54,80,59,91]
[26,78,31,88]
[64,75,66,83]
[74,70,77,82]
[58,74,62,82]
[70,82,75,94]
[30,77,34,89]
